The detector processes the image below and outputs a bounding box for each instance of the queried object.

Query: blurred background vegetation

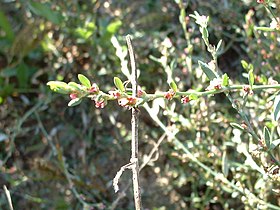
[1,0,280,209]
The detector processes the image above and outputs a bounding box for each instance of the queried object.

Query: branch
[126,34,142,210]
[3,185,14,210]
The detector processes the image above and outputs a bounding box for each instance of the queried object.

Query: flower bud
[109,90,121,99]
[181,96,190,104]
[164,89,176,100]
[70,93,78,99]
[95,99,106,109]
[89,83,99,94]
[118,96,137,108]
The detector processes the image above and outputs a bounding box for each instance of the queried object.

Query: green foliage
[0,10,14,42]
[169,81,178,92]
[28,1,63,25]
[198,60,217,80]
[248,69,254,87]
[78,74,91,88]
[68,98,82,107]
[222,73,229,87]
[47,81,72,94]
[273,95,280,122]
[263,126,271,149]
[113,77,125,92]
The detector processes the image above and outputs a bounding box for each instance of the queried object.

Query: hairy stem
[126,35,142,210]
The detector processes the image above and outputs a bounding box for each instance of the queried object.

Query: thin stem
[144,84,280,101]
[126,35,142,210]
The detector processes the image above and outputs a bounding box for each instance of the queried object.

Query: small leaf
[222,151,229,177]
[198,60,217,80]
[47,81,72,94]
[248,64,253,71]
[241,60,248,70]
[263,126,271,149]
[169,81,178,92]
[189,93,198,100]
[216,40,222,53]
[248,70,254,88]
[107,20,122,34]
[271,139,280,150]
[68,98,82,107]
[273,95,280,122]
[114,77,125,92]
[68,82,82,91]
[78,74,91,88]
[201,27,209,39]
[230,123,244,131]
[222,73,229,87]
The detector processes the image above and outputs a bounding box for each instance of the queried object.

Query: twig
[111,133,166,209]
[113,162,134,193]
[126,35,142,210]
[139,133,166,171]
[3,185,14,210]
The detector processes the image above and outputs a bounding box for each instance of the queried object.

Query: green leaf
[169,81,178,92]
[222,151,229,177]
[189,93,198,100]
[254,26,276,32]
[216,40,222,53]
[0,10,14,42]
[68,98,82,107]
[230,123,244,131]
[248,70,254,88]
[271,139,280,150]
[68,82,82,91]
[75,22,96,41]
[198,60,217,80]
[273,95,280,121]
[201,27,209,39]
[28,1,63,25]
[263,126,271,149]
[78,74,91,88]
[47,81,72,94]
[113,77,125,92]
[241,60,248,70]
[222,73,229,87]
[106,20,122,34]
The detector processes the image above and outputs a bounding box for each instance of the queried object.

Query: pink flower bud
[89,83,99,93]
[257,0,265,3]
[164,89,175,100]
[109,90,121,99]
[243,85,253,95]
[137,89,146,97]
[70,93,78,99]
[127,97,137,105]
[181,96,190,104]
[118,97,137,108]
[95,99,105,109]
[206,78,222,90]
